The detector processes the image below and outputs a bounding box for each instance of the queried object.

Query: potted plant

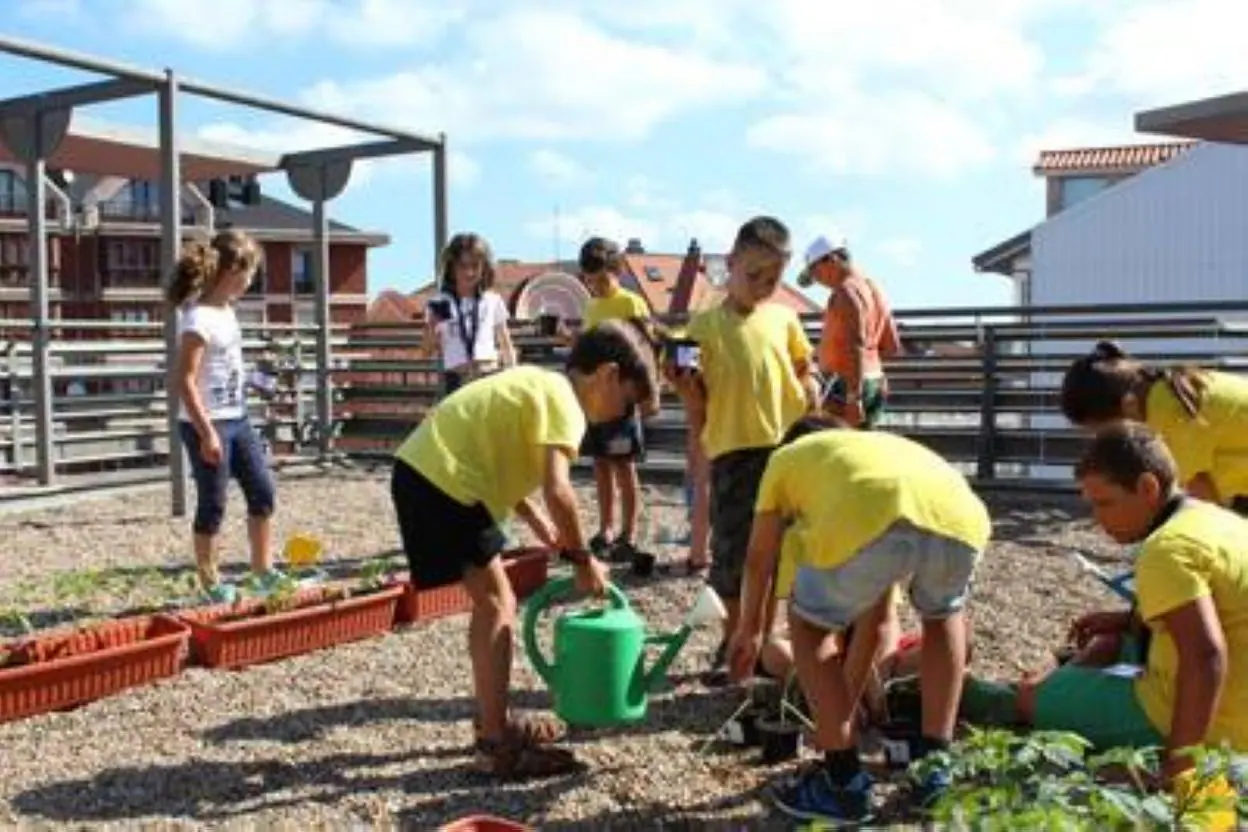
[393,547,551,626]
[175,538,403,670]
[755,670,809,764]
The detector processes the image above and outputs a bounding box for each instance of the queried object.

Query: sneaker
[588,533,611,558]
[770,766,873,825]
[912,766,953,812]
[253,568,289,593]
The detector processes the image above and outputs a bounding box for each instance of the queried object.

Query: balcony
[100,268,162,301]
[0,265,63,301]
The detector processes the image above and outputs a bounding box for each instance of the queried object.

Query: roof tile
[1033,141,1196,175]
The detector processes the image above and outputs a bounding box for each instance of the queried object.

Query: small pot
[631,551,656,577]
[756,716,802,764]
[538,314,560,337]
[727,702,768,747]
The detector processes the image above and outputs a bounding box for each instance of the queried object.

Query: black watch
[559,548,592,566]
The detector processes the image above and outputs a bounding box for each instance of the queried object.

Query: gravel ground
[0,470,1130,830]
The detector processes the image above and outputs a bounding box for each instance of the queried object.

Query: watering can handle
[521,576,629,685]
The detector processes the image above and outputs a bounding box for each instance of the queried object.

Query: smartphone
[427,298,452,322]
[665,337,701,372]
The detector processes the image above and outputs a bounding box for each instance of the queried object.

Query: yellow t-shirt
[1134,499,1248,750]
[393,365,586,522]
[583,284,650,330]
[687,302,813,460]
[1146,371,1248,504]
[756,430,991,571]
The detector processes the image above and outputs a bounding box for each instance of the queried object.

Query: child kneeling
[389,320,660,779]
[729,414,990,825]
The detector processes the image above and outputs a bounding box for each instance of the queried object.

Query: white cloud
[1014,118,1160,169]
[295,9,766,144]
[1058,0,1248,106]
[529,150,590,188]
[121,0,462,50]
[877,237,924,269]
[195,120,481,191]
[526,206,660,252]
[747,90,997,179]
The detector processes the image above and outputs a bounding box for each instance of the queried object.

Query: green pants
[1032,664,1163,750]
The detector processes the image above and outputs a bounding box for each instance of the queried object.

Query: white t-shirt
[176,304,246,422]
[431,289,510,370]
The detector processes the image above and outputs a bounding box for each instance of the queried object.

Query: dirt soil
[0,470,1129,830]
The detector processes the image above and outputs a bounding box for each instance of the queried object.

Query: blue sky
[4,0,1244,312]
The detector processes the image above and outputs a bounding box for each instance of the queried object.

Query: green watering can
[522,577,726,728]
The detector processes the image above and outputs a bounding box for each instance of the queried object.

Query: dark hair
[566,316,659,406]
[578,237,623,276]
[1059,340,1208,425]
[1074,421,1178,494]
[733,216,791,259]
[438,233,496,297]
[780,413,850,446]
[166,229,260,307]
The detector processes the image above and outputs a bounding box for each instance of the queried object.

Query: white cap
[797,234,849,286]
[804,234,848,266]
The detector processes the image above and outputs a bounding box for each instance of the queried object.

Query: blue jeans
[179,418,276,536]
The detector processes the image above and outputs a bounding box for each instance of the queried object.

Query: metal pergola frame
[0,35,449,517]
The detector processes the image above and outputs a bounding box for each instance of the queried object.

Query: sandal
[473,712,566,746]
[609,537,638,564]
[474,737,583,780]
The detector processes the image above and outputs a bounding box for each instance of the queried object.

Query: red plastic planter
[394,548,551,626]
[0,614,190,724]
[438,816,532,832]
[177,583,403,670]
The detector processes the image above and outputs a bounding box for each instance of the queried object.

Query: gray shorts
[790,519,982,632]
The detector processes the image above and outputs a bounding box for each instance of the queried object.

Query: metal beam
[432,136,449,258]
[0,34,446,148]
[280,137,435,170]
[1135,90,1248,144]
[0,78,154,120]
[159,71,187,518]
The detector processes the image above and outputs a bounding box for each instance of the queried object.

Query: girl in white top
[421,233,517,396]
[169,230,279,603]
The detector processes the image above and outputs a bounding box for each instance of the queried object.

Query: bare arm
[1155,596,1227,780]
[513,495,557,548]
[793,355,819,411]
[175,332,213,440]
[739,511,785,634]
[496,322,518,368]
[541,445,588,552]
[420,316,440,360]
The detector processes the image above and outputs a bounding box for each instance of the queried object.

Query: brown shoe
[473,711,567,746]
[473,737,583,780]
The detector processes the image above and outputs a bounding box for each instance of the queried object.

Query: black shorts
[390,460,507,589]
[580,411,645,461]
[708,446,774,600]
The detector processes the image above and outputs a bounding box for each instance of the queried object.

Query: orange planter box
[177,583,403,670]
[394,548,551,626]
[0,614,190,724]
[439,816,532,832]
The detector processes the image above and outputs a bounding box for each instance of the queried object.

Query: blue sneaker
[253,568,289,593]
[770,766,873,825]
[912,766,953,812]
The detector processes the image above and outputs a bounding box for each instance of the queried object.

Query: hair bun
[1091,340,1125,361]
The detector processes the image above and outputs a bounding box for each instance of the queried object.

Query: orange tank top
[818,275,892,378]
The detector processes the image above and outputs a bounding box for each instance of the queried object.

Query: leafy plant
[910,728,1245,830]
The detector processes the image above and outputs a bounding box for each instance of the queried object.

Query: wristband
[559,548,591,566]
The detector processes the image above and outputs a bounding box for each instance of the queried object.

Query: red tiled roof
[1033,141,1196,176]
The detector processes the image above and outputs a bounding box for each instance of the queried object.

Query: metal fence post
[976,325,999,483]
[159,69,186,517]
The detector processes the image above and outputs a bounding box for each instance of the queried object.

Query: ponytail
[1060,339,1208,424]
[166,241,218,307]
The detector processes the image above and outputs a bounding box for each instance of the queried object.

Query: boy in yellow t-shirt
[727,414,990,824]
[1010,422,1248,781]
[666,215,819,676]
[390,320,660,780]
[576,237,654,563]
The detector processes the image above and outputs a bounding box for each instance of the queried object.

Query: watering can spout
[643,585,727,693]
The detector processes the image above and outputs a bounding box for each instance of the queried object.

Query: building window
[102,179,160,220]
[0,171,24,214]
[0,236,27,287]
[1057,176,1109,211]
[292,248,315,294]
[103,239,160,290]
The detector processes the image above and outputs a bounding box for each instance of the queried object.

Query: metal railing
[2,300,1247,495]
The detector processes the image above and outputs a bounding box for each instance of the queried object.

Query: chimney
[668,238,704,316]
[625,237,645,254]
